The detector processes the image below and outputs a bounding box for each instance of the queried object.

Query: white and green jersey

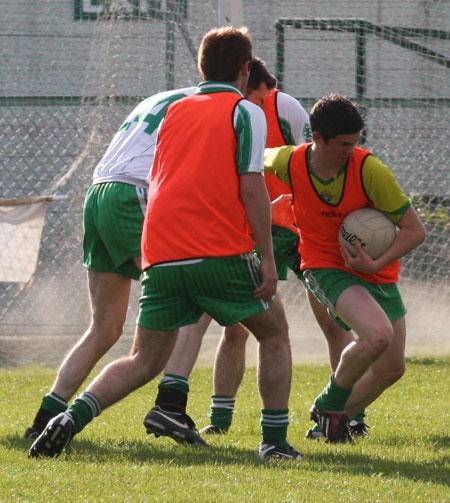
[93,87,197,187]
[276,91,311,144]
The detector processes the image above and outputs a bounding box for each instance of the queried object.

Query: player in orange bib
[150,64,375,441]
[265,94,426,442]
[29,27,302,461]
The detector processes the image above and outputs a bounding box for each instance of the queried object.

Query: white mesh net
[0,0,449,365]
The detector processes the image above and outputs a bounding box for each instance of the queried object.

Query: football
[338,207,397,259]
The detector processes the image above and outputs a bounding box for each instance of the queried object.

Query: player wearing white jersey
[25,86,196,439]
[93,87,196,185]
[270,91,311,145]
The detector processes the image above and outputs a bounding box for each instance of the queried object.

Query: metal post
[355,21,367,143]
[165,2,176,90]
[275,20,285,91]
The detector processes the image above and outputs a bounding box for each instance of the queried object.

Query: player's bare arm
[239,172,277,301]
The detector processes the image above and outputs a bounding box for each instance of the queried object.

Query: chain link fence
[1,0,449,365]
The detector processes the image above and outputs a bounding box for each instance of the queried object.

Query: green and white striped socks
[261,409,289,448]
[209,395,235,431]
[67,391,102,434]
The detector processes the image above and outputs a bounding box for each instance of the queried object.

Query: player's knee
[98,323,123,344]
[223,324,250,345]
[265,316,289,342]
[386,360,406,384]
[81,322,123,358]
[367,326,393,358]
[131,352,166,383]
[251,319,289,345]
[373,361,405,387]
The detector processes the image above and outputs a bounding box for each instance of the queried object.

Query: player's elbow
[417,224,427,246]
[411,224,427,252]
[239,173,268,202]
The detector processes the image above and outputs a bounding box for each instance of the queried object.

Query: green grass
[1,358,449,503]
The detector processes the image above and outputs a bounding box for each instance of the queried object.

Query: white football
[338,208,397,259]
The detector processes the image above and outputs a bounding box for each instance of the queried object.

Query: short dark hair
[310,94,364,143]
[197,26,252,82]
[246,56,277,93]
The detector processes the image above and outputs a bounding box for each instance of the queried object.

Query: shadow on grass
[4,433,449,486]
[365,433,450,451]
[428,434,450,449]
[304,449,450,487]
[3,433,264,467]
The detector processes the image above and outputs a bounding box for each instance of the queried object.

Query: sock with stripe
[31,392,68,431]
[261,409,289,448]
[314,374,353,412]
[155,374,189,413]
[209,395,235,431]
[67,391,102,434]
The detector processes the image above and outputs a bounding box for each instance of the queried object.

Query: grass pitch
[1,357,449,502]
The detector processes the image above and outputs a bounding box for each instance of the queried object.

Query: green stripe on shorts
[138,254,268,330]
[303,268,406,330]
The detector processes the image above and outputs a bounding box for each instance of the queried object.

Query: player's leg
[240,227,300,457]
[194,254,301,459]
[26,182,144,439]
[213,324,249,396]
[344,315,406,419]
[54,270,132,399]
[203,227,295,435]
[240,296,291,408]
[201,323,250,434]
[305,289,363,438]
[312,285,392,416]
[29,324,178,458]
[25,270,132,439]
[307,289,353,371]
[239,296,301,459]
[145,313,212,441]
[316,310,405,440]
[306,269,394,442]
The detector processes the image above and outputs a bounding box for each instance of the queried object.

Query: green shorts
[303,268,407,330]
[83,182,147,280]
[255,226,303,281]
[138,254,268,330]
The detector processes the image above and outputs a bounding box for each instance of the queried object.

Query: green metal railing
[275,18,450,102]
